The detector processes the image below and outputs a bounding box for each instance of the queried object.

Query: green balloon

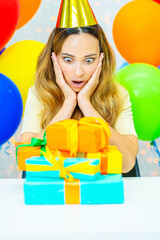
[115,63,160,141]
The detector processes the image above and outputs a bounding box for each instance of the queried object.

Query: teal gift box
[26,156,101,180]
[24,174,124,205]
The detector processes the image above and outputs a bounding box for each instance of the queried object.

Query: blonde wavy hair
[35,24,121,129]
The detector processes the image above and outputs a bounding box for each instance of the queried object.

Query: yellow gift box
[46,117,111,155]
[86,146,122,174]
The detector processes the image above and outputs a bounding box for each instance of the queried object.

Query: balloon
[119,61,129,70]
[119,61,160,71]
[0,47,6,55]
[0,40,44,115]
[153,0,160,4]
[114,64,160,141]
[17,0,42,29]
[0,0,20,50]
[112,1,160,67]
[0,73,23,146]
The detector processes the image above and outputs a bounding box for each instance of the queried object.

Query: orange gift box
[16,142,70,171]
[46,117,110,154]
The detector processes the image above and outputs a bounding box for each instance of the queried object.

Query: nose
[74,63,84,77]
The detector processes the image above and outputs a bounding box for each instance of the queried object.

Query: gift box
[24,174,124,205]
[46,117,110,154]
[17,143,122,174]
[26,156,101,180]
[86,146,122,174]
[16,142,70,171]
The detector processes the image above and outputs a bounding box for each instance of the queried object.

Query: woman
[20,24,138,174]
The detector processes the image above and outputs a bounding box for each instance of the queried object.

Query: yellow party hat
[56,0,98,28]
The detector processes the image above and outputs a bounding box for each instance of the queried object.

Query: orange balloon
[17,0,41,29]
[112,0,160,67]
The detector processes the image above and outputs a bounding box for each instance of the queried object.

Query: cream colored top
[21,85,137,136]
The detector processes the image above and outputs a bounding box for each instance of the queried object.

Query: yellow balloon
[0,40,44,116]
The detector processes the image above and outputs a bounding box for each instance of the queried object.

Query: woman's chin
[75,89,81,93]
[72,87,81,93]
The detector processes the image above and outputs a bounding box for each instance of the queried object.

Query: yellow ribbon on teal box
[26,147,101,181]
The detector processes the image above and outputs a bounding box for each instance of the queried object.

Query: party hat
[56,0,98,28]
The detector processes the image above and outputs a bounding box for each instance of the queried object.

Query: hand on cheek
[78,52,104,103]
[51,52,77,103]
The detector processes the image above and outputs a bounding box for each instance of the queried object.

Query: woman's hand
[77,53,104,105]
[51,52,77,103]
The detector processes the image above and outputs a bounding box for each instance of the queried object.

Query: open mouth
[71,81,85,88]
[72,81,84,84]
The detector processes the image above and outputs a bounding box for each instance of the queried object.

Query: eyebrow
[61,53,97,58]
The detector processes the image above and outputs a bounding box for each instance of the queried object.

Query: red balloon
[0,0,20,50]
[153,0,160,4]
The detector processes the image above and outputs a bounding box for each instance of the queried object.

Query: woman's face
[57,32,100,93]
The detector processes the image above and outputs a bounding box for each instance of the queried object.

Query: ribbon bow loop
[42,146,75,182]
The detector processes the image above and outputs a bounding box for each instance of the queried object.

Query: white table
[0,177,160,240]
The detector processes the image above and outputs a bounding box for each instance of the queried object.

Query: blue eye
[85,58,94,63]
[64,57,72,63]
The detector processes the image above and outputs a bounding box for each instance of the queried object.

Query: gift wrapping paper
[24,174,124,205]
[46,117,110,154]
[26,156,101,180]
[86,146,122,174]
[16,143,70,171]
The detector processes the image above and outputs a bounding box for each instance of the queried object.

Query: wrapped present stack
[16,117,124,205]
